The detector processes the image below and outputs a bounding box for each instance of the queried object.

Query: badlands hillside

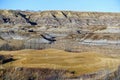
[0,10,120,54]
[0,10,120,80]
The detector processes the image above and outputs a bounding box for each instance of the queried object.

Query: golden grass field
[0,49,120,76]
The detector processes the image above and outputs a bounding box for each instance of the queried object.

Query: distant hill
[0,10,120,27]
[0,10,120,26]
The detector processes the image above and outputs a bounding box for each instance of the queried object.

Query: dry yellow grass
[0,49,120,76]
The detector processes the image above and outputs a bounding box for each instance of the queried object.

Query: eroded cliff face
[0,10,120,53]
